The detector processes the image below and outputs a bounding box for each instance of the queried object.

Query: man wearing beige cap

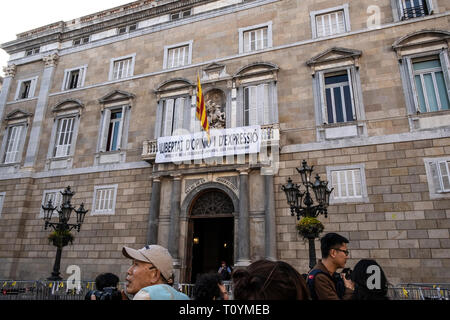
[122,245,190,300]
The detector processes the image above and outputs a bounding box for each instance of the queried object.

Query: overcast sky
[0,0,134,76]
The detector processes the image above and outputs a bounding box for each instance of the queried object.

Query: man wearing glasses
[122,245,190,300]
[307,233,355,300]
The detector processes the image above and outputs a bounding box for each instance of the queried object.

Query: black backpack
[306,269,346,300]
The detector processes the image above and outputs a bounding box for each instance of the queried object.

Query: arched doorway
[186,189,235,283]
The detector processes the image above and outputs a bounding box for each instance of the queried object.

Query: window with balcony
[239,22,272,54]
[163,42,192,69]
[310,4,350,39]
[243,83,271,126]
[109,54,136,81]
[395,0,435,20]
[160,97,188,137]
[62,66,87,91]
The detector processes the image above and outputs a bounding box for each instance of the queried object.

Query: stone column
[264,174,277,261]
[168,174,182,262]
[23,53,59,169]
[146,177,161,245]
[0,65,17,122]
[236,168,251,266]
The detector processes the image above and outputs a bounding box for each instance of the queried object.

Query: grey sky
[0,0,134,76]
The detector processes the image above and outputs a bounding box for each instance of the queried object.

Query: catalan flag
[196,74,210,141]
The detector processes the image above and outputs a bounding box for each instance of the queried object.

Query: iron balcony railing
[402,5,429,20]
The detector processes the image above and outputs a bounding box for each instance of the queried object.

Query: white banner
[156,126,261,164]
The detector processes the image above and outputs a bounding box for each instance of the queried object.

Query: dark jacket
[309,260,354,300]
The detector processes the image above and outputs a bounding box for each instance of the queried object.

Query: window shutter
[406,58,420,112]
[154,101,164,139]
[29,79,37,98]
[425,0,434,14]
[439,50,450,102]
[173,98,184,133]
[439,161,450,191]
[78,68,84,88]
[183,96,192,131]
[249,86,258,125]
[116,106,126,150]
[163,99,174,137]
[429,161,442,192]
[318,72,327,124]
[99,109,112,152]
[347,67,357,120]
[396,0,405,20]
[237,88,244,127]
[257,84,264,125]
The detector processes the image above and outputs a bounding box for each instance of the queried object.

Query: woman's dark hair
[320,233,349,258]
[95,273,119,291]
[232,260,311,300]
[351,259,389,300]
[193,273,222,301]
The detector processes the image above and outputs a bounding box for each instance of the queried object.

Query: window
[310,5,350,39]
[0,192,5,217]
[327,164,368,203]
[160,97,187,137]
[25,47,40,56]
[316,10,345,38]
[425,157,450,199]
[99,106,130,152]
[397,0,434,20]
[244,28,268,52]
[118,23,137,35]
[239,22,273,54]
[171,9,191,20]
[15,77,38,100]
[324,71,355,124]
[62,66,87,91]
[167,45,189,69]
[3,124,25,164]
[73,36,90,46]
[109,54,135,81]
[46,100,83,170]
[39,189,63,218]
[411,57,449,113]
[92,185,118,215]
[53,117,75,158]
[244,84,271,126]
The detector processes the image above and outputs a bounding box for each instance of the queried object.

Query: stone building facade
[0,0,449,284]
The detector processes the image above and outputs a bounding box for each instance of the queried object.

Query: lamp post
[282,160,333,270]
[42,186,88,281]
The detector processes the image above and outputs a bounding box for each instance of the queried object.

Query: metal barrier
[388,285,450,300]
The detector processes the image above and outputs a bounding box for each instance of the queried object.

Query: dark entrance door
[191,217,234,284]
[186,189,235,284]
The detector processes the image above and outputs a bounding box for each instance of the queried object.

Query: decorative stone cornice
[3,64,16,78]
[43,53,59,67]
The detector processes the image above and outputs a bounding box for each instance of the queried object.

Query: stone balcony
[142,123,280,162]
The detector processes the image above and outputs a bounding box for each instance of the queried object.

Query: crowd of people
[86,232,390,300]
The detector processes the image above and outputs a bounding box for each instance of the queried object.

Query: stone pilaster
[168,174,182,262]
[264,174,277,261]
[0,65,17,128]
[235,168,251,267]
[146,177,161,245]
[23,54,59,169]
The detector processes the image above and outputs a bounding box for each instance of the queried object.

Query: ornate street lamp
[42,186,88,280]
[282,160,334,270]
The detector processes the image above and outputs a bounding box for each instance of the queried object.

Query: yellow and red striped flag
[196,73,210,142]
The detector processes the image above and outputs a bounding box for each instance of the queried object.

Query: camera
[88,287,122,300]
[342,268,352,280]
